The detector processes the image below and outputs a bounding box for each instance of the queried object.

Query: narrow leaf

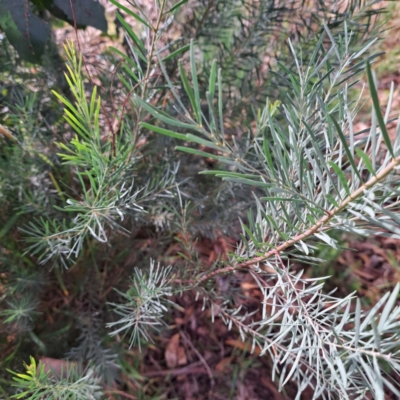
[165,0,188,14]
[328,161,350,196]
[355,148,376,176]
[162,44,190,62]
[135,95,198,130]
[140,122,187,140]
[109,0,152,29]
[179,61,199,123]
[175,146,234,164]
[116,13,147,63]
[209,60,217,97]
[190,39,201,125]
[331,116,362,181]
[366,61,394,158]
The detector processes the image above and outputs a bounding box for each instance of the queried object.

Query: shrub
[1,0,400,399]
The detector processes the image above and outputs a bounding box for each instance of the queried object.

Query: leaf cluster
[1,0,399,399]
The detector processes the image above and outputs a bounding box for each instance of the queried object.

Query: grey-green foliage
[180,0,386,117]
[0,295,41,333]
[4,0,400,399]
[107,260,174,350]
[66,315,119,383]
[133,10,400,400]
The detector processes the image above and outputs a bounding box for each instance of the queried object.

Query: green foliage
[2,0,400,399]
[8,356,103,399]
[21,41,178,268]
[179,0,386,117]
[0,295,41,333]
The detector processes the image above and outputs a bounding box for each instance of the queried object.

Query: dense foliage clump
[1,1,400,399]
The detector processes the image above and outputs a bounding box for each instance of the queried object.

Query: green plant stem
[133,0,166,145]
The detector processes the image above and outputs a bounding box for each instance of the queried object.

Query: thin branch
[132,0,167,145]
[105,390,137,400]
[141,361,207,377]
[196,153,400,284]
[180,331,214,386]
[194,0,215,37]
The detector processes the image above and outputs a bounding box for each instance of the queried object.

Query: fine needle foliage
[1,0,400,399]
[138,20,400,397]
[8,356,103,400]
[20,42,178,269]
[107,261,174,350]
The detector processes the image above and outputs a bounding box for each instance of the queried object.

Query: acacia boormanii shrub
[2,1,400,399]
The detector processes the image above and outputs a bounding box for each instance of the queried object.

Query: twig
[194,0,215,37]
[105,390,137,400]
[196,153,400,284]
[180,331,215,386]
[141,361,207,377]
[132,0,167,145]
[0,124,17,141]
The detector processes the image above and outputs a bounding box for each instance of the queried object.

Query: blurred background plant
[1,0,400,399]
